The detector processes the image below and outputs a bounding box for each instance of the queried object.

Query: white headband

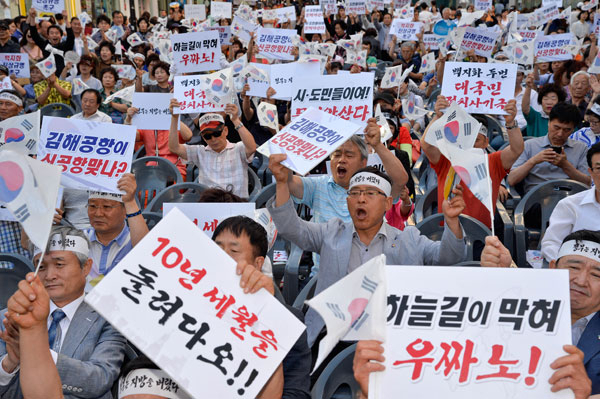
[348,172,392,197]
[118,369,191,399]
[591,103,600,118]
[557,240,600,263]
[88,191,123,202]
[0,92,23,106]
[34,234,90,258]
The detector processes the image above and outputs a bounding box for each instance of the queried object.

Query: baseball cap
[374,92,395,106]
[198,113,225,132]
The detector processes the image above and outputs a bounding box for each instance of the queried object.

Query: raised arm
[522,73,534,117]
[167,99,188,160]
[499,99,525,170]
[420,94,448,165]
[225,103,256,158]
[118,173,149,247]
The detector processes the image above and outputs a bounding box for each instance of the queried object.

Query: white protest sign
[534,33,575,62]
[441,62,517,115]
[174,68,233,114]
[543,0,563,8]
[0,77,12,91]
[270,62,321,101]
[0,111,40,155]
[424,102,481,151]
[259,107,362,176]
[32,0,64,13]
[37,116,135,194]
[423,34,442,50]
[163,202,255,236]
[474,0,492,11]
[255,28,296,61]
[589,51,600,74]
[211,1,232,19]
[534,4,560,26]
[346,0,367,15]
[594,14,600,35]
[231,15,260,43]
[322,0,338,15]
[370,0,384,10]
[371,267,572,399]
[185,4,207,21]
[390,19,423,41]
[85,208,305,399]
[131,93,175,130]
[276,6,297,22]
[460,27,501,58]
[0,53,29,78]
[171,30,220,73]
[292,72,374,127]
[245,63,271,98]
[305,5,326,34]
[208,25,232,45]
[512,30,538,42]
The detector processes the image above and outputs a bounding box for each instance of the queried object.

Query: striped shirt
[84,224,132,281]
[0,221,30,269]
[294,175,351,224]
[570,127,600,148]
[186,141,252,198]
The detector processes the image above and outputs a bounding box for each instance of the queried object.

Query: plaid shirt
[34,79,72,107]
[186,141,253,198]
[0,221,31,269]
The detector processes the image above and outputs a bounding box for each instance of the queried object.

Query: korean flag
[36,53,57,78]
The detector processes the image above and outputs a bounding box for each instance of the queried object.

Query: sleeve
[236,140,253,163]
[490,150,509,178]
[416,224,467,266]
[55,320,126,398]
[0,355,19,386]
[524,106,538,128]
[296,176,318,208]
[61,27,75,51]
[575,145,591,174]
[185,144,204,168]
[540,198,575,262]
[29,26,49,56]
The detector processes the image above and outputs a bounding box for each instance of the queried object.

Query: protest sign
[423,34,442,50]
[37,116,135,194]
[32,0,64,13]
[534,4,560,26]
[0,111,40,155]
[517,13,533,28]
[346,0,367,14]
[459,27,500,58]
[0,53,29,78]
[534,33,575,62]
[85,208,305,399]
[514,29,538,42]
[321,0,338,15]
[211,1,232,19]
[441,62,517,115]
[370,267,571,399]
[270,62,320,101]
[424,102,481,151]
[245,63,271,98]
[275,6,296,22]
[390,19,423,40]
[171,30,220,73]
[474,0,492,10]
[163,202,255,236]
[131,93,175,130]
[231,15,260,43]
[185,4,206,21]
[593,13,600,35]
[291,72,374,127]
[255,28,296,61]
[369,0,384,10]
[259,107,362,176]
[257,102,279,131]
[543,0,563,6]
[208,25,232,45]
[305,5,326,34]
[174,68,233,114]
[0,77,12,92]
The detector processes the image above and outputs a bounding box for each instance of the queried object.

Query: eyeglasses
[202,129,223,141]
[589,120,600,127]
[347,189,386,198]
[87,203,120,212]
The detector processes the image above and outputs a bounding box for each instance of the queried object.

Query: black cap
[0,20,8,30]
[0,65,9,76]
[374,92,395,106]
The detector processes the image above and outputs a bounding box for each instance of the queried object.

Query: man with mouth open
[268,156,468,347]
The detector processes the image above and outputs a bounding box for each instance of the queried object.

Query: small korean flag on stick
[36,53,57,78]
[257,102,279,131]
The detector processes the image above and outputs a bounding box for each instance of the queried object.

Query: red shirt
[138,129,187,180]
[431,151,508,229]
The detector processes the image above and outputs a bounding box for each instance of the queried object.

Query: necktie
[48,309,67,351]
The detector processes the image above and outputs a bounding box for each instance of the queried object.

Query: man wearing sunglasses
[0,20,19,53]
[168,102,257,198]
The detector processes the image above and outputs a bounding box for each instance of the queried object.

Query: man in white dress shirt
[70,89,113,123]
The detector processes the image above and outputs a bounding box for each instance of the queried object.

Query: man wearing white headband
[269,157,467,347]
[0,90,23,121]
[570,100,600,148]
[481,230,600,394]
[0,225,127,399]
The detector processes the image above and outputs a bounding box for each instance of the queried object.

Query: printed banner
[441,62,517,115]
[474,0,492,10]
[371,267,571,399]
[390,19,423,40]
[37,116,135,194]
[0,111,40,155]
[534,33,576,62]
[171,30,220,73]
[321,0,338,15]
[208,25,232,45]
[32,0,64,13]
[255,28,296,61]
[259,107,362,176]
[131,93,174,130]
[459,27,501,58]
[305,5,326,34]
[85,208,305,399]
[0,53,30,78]
[174,68,233,114]
[291,72,374,127]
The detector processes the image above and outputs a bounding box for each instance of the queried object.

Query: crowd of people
[0,0,600,398]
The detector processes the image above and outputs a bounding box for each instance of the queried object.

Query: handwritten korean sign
[171,30,220,73]
[163,202,255,236]
[32,0,64,13]
[131,93,174,130]
[185,4,206,21]
[174,69,233,114]
[211,1,232,19]
[305,5,326,34]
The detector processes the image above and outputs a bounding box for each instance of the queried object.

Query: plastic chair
[417,214,491,261]
[248,168,262,199]
[251,182,276,207]
[311,344,359,399]
[495,201,515,257]
[134,145,146,159]
[146,182,210,213]
[131,156,183,209]
[282,243,305,305]
[514,179,589,267]
[256,153,273,186]
[40,103,75,120]
[427,87,441,109]
[142,211,163,230]
[293,275,318,310]
[0,253,34,309]
[414,186,437,224]
[483,115,505,140]
[455,261,481,266]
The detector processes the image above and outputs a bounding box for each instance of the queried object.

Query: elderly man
[569,71,591,124]
[508,102,591,191]
[421,96,524,229]
[84,173,149,285]
[0,90,23,122]
[542,143,600,262]
[268,156,467,346]
[168,103,256,198]
[71,89,112,122]
[481,230,600,394]
[0,225,127,398]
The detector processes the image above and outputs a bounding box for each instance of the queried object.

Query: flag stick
[33,247,46,277]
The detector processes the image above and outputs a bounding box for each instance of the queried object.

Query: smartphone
[444,170,461,201]
[551,146,563,154]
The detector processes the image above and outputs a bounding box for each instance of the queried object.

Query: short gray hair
[347,134,369,160]
[401,41,415,50]
[31,225,91,268]
[570,70,590,86]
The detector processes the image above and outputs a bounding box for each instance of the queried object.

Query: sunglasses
[202,129,223,141]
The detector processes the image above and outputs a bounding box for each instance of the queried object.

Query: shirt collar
[581,187,599,205]
[88,223,129,247]
[206,141,234,153]
[352,220,389,240]
[49,293,85,322]
[541,135,574,148]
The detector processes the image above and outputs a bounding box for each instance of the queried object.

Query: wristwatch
[234,122,244,130]
[505,123,518,130]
